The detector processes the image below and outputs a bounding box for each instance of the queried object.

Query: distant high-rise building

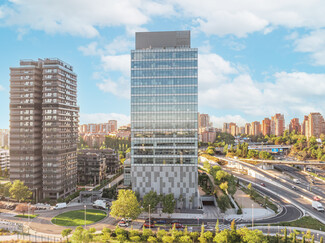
[250,121,261,136]
[239,126,245,135]
[229,122,237,136]
[271,114,285,136]
[289,118,301,134]
[0,129,9,148]
[10,58,78,200]
[304,113,325,139]
[245,123,251,135]
[222,123,229,133]
[262,118,271,136]
[199,114,210,128]
[130,31,199,208]
[108,120,118,132]
[0,149,9,171]
[302,115,309,136]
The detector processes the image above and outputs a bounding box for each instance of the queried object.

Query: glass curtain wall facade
[131,31,199,209]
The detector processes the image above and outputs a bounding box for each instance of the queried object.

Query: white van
[293,179,301,184]
[92,200,107,210]
[312,201,324,212]
[53,202,67,210]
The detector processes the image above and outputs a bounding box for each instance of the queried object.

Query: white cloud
[3,0,325,38]
[96,76,130,99]
[294,29,325,65]
[100,54,130,76]
[78,38,131,98]
[78,42,100,56]
[210,115,248,128]
[0,85,4,91]
[104,37,133,55]
[0,0,175,38]
[173,0,325,37]
[80,113,130,126]
[197,51,325,118]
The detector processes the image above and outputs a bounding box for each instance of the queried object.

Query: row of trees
[224,143,274,160]
[110,190,178,220]
[61,220,275,243]
[78,135,130,152]
[0,180,32,202]
[202,161,238,212]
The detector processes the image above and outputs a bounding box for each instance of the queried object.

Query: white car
[118,221,129,227]
[121,218,132,222]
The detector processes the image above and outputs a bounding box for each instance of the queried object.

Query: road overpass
[248,145,292,153]
[242,158,325,166]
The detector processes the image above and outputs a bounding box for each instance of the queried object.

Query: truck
[92,200,107,210]
[293,179,301,184]
[53,202,67,210]
[312,201,324,212]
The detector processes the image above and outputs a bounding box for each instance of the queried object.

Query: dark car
[156,220,166,224]
[173,223,184,229]
[260,183,266,187]
[144,222,155,228]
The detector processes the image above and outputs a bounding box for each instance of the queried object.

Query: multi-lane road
[217,156,325,224]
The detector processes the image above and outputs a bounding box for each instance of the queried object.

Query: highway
[275,164,325,197]
[216,156,325,224]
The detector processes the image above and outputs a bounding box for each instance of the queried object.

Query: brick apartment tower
[262,118,271,136]
[289,118,301,134]
[271,114,285,136]
[10,59,79,201]
[304,113,325,139]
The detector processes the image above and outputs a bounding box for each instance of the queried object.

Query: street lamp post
[84,205,87,229]
[252,203,254,230]
[149,204,151,230]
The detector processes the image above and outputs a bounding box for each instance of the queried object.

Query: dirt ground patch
[234,189,263,209]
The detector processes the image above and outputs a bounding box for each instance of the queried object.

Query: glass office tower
[130,31,199,208]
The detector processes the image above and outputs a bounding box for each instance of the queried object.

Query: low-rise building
[77,148,120,185]
[0,149,9,172]
[77,151,107,185]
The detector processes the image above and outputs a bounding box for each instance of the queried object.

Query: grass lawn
[270,216,325,231]
[51,209,107,226]
[14,214,39,219]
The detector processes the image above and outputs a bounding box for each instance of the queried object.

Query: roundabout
[51,209,107,226]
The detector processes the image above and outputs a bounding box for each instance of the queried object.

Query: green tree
[142,190,160,212]
[110,189,141,219]
[230,219,236,231]
[283,227,287,243]
[162,235,175,243]
[61,228,72,242]
[101,227,111,242]
[217,195,230,212]
[215,170,229,182]
[157,229,167,241]
[9,180,32,202]
[162,193,176,214]
[147,236,158,242]
[0,182,11,197]
[219,181,228,192]
[190,232,199,242]
[215,219,220,233]
[70,227,94,243]
[238,228,267,243]
[247,183,252,195]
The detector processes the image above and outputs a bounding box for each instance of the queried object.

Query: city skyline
[1,1,325,129]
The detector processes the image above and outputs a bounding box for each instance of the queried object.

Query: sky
[1,0,325,129]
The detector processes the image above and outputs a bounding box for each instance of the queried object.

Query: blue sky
[1,0,325,129]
